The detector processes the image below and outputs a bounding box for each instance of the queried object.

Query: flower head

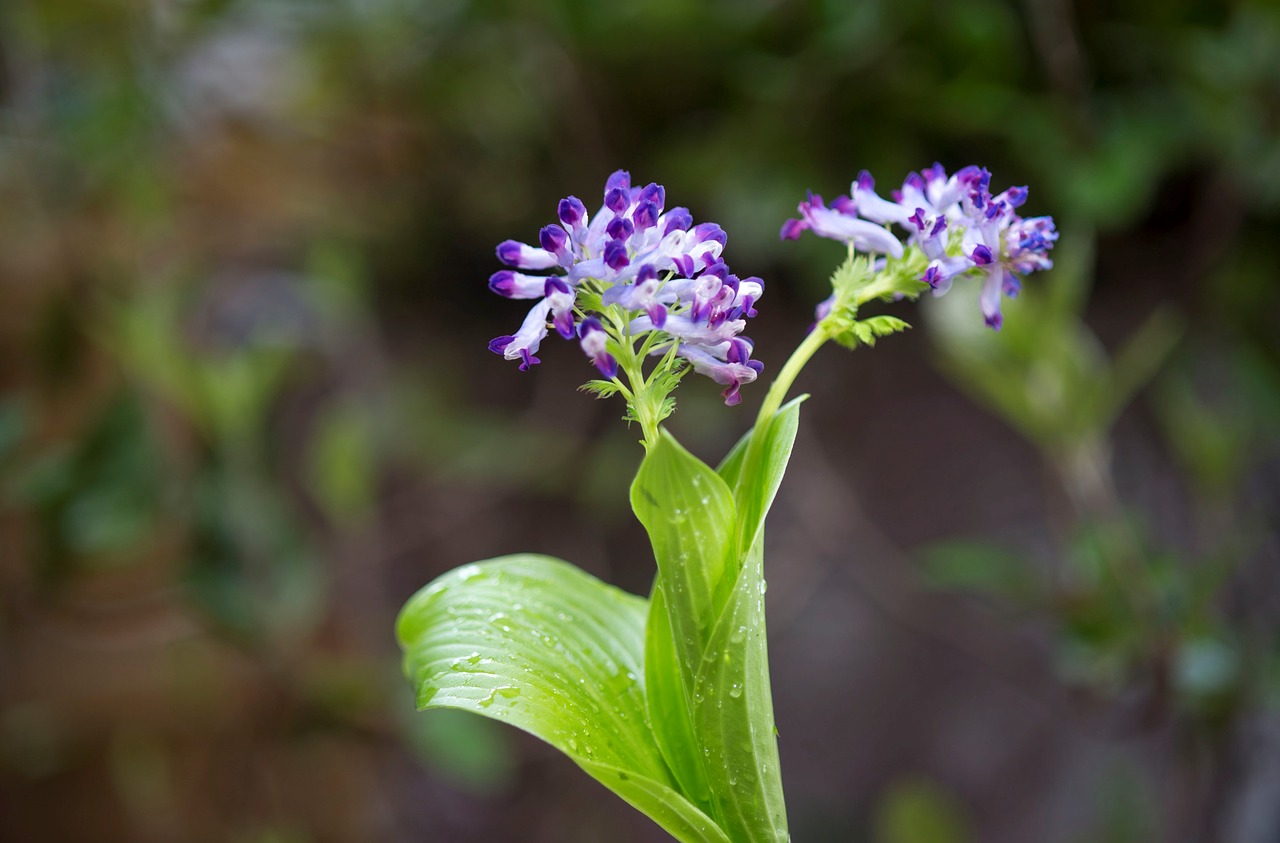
[783,164,1057,329]
[488,170,764,406]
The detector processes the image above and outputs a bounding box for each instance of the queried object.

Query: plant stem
[753,321,831,435]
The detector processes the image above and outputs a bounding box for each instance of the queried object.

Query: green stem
[752,321,831,435]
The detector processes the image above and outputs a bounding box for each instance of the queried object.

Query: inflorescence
[782,164,1058,330]
[488,170,764,406]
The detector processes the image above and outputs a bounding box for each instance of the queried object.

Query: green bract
[397,398,803,843]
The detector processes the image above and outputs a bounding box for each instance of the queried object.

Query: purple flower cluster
[782,164,1058,329]
[488,170,765,404]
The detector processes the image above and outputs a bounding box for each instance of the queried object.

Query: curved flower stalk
[488,170,765,443]
[398,165,1058,843]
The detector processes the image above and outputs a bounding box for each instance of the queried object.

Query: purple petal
[639,183,665,208]
[606,216,635,241]
[558,196,586,226]
[603,239,630,270]
[604,169,631,193]
[780,218,808,240]
[662,207,693,236]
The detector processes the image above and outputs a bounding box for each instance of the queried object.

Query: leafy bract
[718,395,805,551]
[397,554,728,843]
[631,430,739,665]
[633,403,803,843]
[646,582,714,812]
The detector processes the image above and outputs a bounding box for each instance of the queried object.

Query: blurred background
[1,0,1278,841]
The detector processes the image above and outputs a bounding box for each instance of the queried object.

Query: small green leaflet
[835,314,912,350]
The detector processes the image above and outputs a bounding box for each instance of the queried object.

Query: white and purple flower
[488,170,764,404]
[782,164,1057,329]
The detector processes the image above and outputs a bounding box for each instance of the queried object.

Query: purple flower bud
[603,239,630,270]
[489,270,555,299]
[662,207,693,236]
[539,224,569,255]
[604,169,631,193]
[632,201,659,232]
[558,196,587,226]
[971,244,994,265]
[605,188,629,214]
[637,263,657,283]
[639,183,665,209]
[606,216,635,241]
[497,239,558,270]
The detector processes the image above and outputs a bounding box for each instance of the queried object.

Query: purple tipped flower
[497,239,558,270]
[485,169,767,404]
[783,163,1057,329]
[558,196,586,227]
[780,192,905,257]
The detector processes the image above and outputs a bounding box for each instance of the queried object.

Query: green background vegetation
[1,0,1277,841]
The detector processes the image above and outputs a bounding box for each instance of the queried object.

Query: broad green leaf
[692,536,788,843]
[637,412,800,843]
[397,554,728,843]
[646,582,714,812]
[631,430,738,666]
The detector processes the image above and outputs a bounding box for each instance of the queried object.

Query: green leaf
[645,582,714,812]
[725,396,805,552]
[691,536,788,843]
[397,554,728,843]
[636,412,800,843]
[858,315,912,346]
[580,379,623,399]
[631,430,739,661]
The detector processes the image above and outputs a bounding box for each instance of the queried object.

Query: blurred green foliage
[1,0,1277,840]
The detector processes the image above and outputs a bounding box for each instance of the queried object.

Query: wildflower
[780,192,904,258]
[782,164,1057,329]
[488,170,764,404]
